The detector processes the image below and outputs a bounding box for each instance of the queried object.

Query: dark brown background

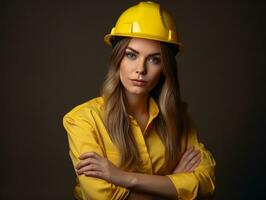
[1,0,265,199]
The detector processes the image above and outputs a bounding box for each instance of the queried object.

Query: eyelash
[125,52,136,60]
[125,52,161,64]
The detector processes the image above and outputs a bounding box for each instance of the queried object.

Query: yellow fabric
[62,96,216,200]
[166,116,216,200]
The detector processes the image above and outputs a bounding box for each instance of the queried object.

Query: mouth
[130,79,147,86]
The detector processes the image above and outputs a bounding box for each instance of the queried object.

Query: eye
[125,52,137,60]
[148,56,161,65]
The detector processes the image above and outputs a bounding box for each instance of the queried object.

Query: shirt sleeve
[63,111,130,200]
[166,112,216,200]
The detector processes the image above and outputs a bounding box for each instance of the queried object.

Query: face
[119,38,163,97]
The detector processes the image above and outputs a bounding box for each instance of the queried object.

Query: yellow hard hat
[104,1,184,51]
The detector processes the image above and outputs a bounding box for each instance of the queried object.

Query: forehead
[127,38,161,54]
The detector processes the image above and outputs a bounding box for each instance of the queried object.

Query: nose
[136,58,146,75]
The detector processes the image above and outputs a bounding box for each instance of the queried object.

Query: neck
[125,92,149,117]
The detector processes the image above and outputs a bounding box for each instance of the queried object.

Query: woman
[63,1,216,200]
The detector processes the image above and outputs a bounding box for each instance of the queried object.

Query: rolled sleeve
[167,172,199,200]
[166,111,216,200]
[63,112,130,200]
[167,143,216,200]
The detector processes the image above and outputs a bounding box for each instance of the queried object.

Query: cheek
[150,69,163,84]
[119,58,136,79]
[146,70,162,90]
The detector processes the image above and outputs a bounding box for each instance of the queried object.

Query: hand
[173,146,201,173]
[75,152,126,186]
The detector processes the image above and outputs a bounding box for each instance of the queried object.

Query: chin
[126,87,149,96]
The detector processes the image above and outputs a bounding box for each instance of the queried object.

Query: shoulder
[63,96,104,124]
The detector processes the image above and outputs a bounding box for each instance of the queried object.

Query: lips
[130,79,147,86]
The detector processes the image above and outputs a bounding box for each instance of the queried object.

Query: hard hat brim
[104,33,184,52]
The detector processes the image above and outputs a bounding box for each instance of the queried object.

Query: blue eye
[125,52,137,60]
[148,57,161,65]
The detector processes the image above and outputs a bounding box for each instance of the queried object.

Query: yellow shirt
[63,96,216,200]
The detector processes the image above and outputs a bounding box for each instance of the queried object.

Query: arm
[63,112,130,200]
[76,151,176,199]
[123,146,202,199]
[76,113,216,199]
[165,113,216,200]
[122,172,178,199]
[76,147,201,199]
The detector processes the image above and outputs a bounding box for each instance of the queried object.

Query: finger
[179,147,195,163]
[183,149,200,164]
[187,155,201,172]
[185,146,195,154]
[186,153,201,170]
[77,164,99,175]
[76,157,98,170]
[183,146,197,159]
[179,150,199,169]
[79,151,101,160]
[84,171,102,179]
[173,147,198,172]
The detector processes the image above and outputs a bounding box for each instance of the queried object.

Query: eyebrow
[126,46,161,57]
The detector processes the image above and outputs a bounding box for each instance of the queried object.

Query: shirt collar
[149,95,159,119]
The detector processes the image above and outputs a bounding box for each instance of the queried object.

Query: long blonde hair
[100,37,186,173]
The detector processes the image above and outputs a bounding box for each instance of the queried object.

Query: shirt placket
[129,112,157,174]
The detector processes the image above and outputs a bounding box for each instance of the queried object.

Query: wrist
[122,171,138,188]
